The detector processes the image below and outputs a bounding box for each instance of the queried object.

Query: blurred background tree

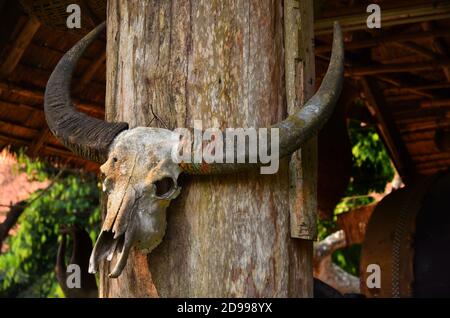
[318,118,395,277]
[0,151,101,297]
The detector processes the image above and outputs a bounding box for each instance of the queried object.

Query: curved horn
[180,21,344,175]
[44,22,128,163]
[275,21,343,157]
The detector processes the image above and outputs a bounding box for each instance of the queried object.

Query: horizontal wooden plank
[315,1,450,34]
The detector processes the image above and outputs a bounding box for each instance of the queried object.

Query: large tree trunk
[101,0,314,297]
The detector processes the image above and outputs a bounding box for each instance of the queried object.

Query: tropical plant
[0,152,101,297]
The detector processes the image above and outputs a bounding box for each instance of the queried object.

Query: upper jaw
[88,204,168,278]
[88,224,136,278]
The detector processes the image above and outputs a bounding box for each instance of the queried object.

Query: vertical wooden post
[285,0,317,241]
[284,0,316,297]
[102,0,313,297]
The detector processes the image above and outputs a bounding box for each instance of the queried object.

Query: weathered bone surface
[44,21,344,278]
[89,127,181,277]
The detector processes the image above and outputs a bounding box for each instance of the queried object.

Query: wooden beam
[27,128,51,158]
[284,0,315,297]
[384,82,450,95]
[421,98,450,108]
[0,118,39,136]
[386,95,422,103]
[316,0,446,18]
[399,121,450,133]
[315,1,450,35]
[394,42,442,60]
[79,0,101,27]
[375,75,433,99]
[285,0,317,241]
[316,29,450,54]
[398,118,449,129]
[0,17,41,77]
[0,81,41,100]
[412,152,450,163]
[0,132,74,159]
[316,52,433,98]
[0,81,104,116]
[418,167,449,175]
[422,21,450,82]
[348,59,450,76]
[0,99,41,114]
[394,109,450,123]
[416,160,450,170]
[361,77,413,182]
[75,51,106,93]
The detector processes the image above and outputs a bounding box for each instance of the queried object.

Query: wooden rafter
[0,133,74,159]
[413,152,450,162]
[27,128,51,158]
[316,52,435,99]
[421,98,450,108]
[384,82,450,95]
[0,16,41,77]
[0,81,104,116]
[395,109,450,123]
[375,75,433,99]
[399,121,450,134]
[79,0,101,27]
[389,97,450,108]
[0,99,40,113]
[75,51,106,93]
[0,118,38,133]
[361,77,413,182]
[394,42,443,60]
[347,59,450,76]
[422,21,450,82]
[316,29,450,54]
[315,1,450,34]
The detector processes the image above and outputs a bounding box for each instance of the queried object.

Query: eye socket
[154,177,175,198]
[112,157,118,163]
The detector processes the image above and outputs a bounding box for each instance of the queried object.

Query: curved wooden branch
[313,230,360,294]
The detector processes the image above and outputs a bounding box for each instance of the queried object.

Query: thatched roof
[0,0,449,179]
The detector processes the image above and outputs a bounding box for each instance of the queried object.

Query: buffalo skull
[44,21,344,278]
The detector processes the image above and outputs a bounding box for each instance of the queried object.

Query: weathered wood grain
[103,0,313,297]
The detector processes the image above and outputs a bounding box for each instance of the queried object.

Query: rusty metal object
[360,174,440,297]
[337,203,376,245]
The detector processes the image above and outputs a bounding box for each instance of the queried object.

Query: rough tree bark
[101,0,314,297]
[0,200,26,252]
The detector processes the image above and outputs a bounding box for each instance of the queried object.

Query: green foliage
[332,245,362,276]
[0,153,101,297]
[334,119,394,215]
[317,215,338,241]
[13,149,56,182]
[347,119,395,195]
[318,117,395,276]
